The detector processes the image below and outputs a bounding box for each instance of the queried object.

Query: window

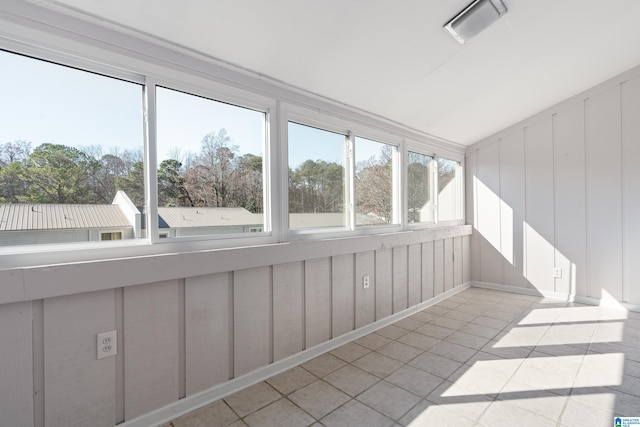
[155,86,266,238]
[0,50,144,246]
[437,157,462,221]
[355,136,396,225]
[407,151,434,224]
[101,232,122,241]
[288,122,346,229]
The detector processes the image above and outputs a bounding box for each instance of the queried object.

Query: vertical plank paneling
[466,151,481,282]
[185,273,230,395]
[434,240,445,296]
[462,235,471,284]
[500,130,527,288]
[355,251,375,328]
[375,249,393,320]
[0,302,32,427]
[444,238,454,291]
[622,75,640,304]
[124,281,179,420]
[525,118,555,292]
[45,290,116,427]
[332,254,355,338]
[408,244,421,306]
[305,258,331,348]
[273,262,304,361]
[234,267,271,376]
[586,87,623,300]
[453,237,463,287]
[392,246,408,313]
[477,142,503,284]
[554,102,587,297]
[422,241,434,301]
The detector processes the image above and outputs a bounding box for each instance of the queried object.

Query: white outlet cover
[97,330,117,359]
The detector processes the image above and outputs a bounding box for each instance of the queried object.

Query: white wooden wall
[0,230,470,427]
[468,72,640,305]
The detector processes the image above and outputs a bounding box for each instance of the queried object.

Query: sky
[0,49,386,169]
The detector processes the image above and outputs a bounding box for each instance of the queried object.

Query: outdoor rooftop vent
[444,0,508,44]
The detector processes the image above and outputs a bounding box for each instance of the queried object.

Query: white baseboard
[121,282,471,427]
[469,281,640,313]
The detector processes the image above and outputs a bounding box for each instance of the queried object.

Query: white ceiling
[39,0,640,145]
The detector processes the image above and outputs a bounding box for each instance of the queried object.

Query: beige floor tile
[353,351,404,378]
[355,333,392,350]
[301,353,347,378]
[224,382,281,418]
[398,399,476,427]
[481,339,532,359]
[423,305,449,316]
[228,421,248,427]
[426,380,494,421]
[479,399,557,427]
[414,323,455,340]
[560,397,614,427]
[321,399,394,427]
[324,364,379,397]
[409,352,462,379]
[472,316,510,330]
[430,316,467,330]
[385,365,444,398]
[243,398,314,427]
[357,381,421,420]
[330,342,371,363]
[499,391,567,422]
[459,323,502,339]
[375,325,410,340]
[394,317,425,331]
[428,341,477,363]
[266,366,317,395]
[396,331,441,351]
[441,309,478,323]
[168,400,239,427]
[409,311,436,323]
[446,330,491,350]
[288,380,350,419]
[376,341,424,363]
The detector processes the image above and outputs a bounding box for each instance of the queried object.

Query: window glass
[407,151,434,223]
[288,122,346,228]
[355,136,395,225]
[0,50,144,246]
[437,157,461,221]
[155,87,266,237]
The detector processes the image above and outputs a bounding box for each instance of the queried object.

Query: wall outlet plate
[363,275,370,289]
[553,267,562,279]
[97,330,117,359]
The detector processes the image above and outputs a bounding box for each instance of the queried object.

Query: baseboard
[470,281,640,313]
[121,282,472,427]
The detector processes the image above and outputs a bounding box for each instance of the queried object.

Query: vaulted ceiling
[36,0,640,145]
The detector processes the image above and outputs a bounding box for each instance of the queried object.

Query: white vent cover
[444,0,508,44]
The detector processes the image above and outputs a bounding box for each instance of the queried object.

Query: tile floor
[164,287,640,426]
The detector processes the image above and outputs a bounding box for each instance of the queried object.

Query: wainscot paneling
[332,254,355,338]
[272,262,304,361]
[355,251,376,328]
[375,248,393,320]
[185,273,231,395]
[392,246,408,313]
[234,267,271,376]
[45,290,116,427]
[0,301,33,427]
[124,281,179,420]
[408,244,422,306]
[304,258,331,348]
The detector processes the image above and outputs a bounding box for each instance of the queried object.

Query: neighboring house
[0,192,389,245]
[0,201,135,246]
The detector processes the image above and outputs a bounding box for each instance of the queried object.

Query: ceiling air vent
[444,0,508,44]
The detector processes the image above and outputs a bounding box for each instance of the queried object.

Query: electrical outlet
[363,275,370,289]
[553,267,562,279]
[97,330,117,359]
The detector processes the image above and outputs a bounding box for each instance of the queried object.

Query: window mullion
[347,131,356,230]
[144,78,159,243]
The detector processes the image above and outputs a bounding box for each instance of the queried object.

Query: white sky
[0,49,386,169]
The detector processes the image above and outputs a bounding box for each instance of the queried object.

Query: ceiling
[36,0,640,145]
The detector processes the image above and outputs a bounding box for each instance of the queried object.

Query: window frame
[0,26,466,269]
